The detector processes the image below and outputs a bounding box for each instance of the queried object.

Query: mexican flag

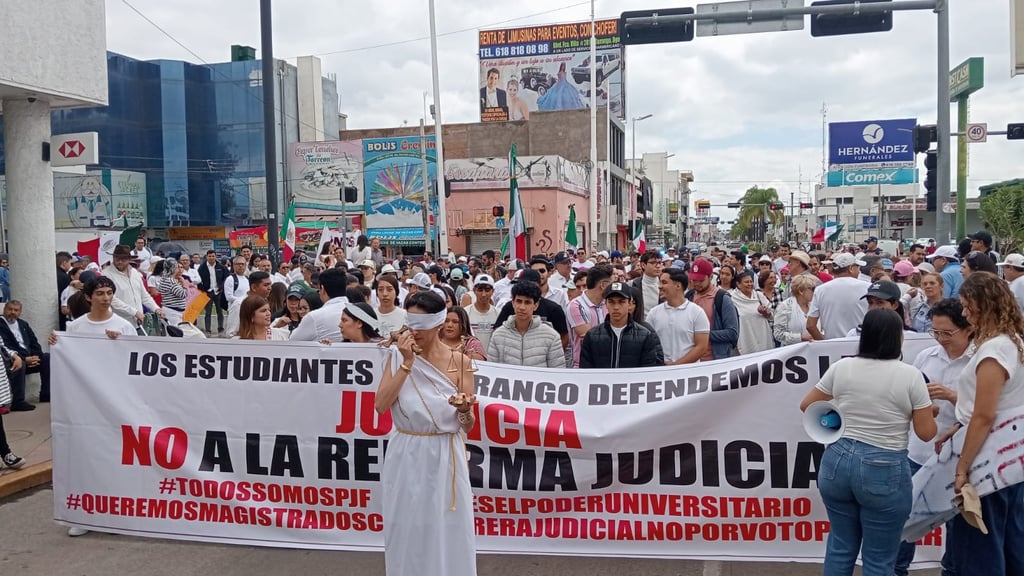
[632,220,646,253]
[812,221,842,244]
[507,144,527,261]
[281,203,297,262]
[565,204,579,250]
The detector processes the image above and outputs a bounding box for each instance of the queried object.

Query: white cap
[457,255,468,263]
[596,250,610,258]
[997,254,1024,268]
[380,264,397,274]
[405,272,432,289]
[916,262,936,274]
[758,255,772,263]
[474,274,495,287]
[359,259,376,269]
[832,253,866,269]
[927,245,959,260]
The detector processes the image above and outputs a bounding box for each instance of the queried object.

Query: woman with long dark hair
[940,272,1024,575]
[800,308,936,576]
[374,275,406,338]
[375,291,477,576]
[236,295,289,341]
[439,306,486,361]
[340,302,382,343]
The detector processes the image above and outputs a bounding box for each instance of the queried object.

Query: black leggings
[0,411,9,456]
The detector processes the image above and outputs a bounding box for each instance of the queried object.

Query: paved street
[0,487,943,576]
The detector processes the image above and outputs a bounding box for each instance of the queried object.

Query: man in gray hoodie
[486,280,565,368]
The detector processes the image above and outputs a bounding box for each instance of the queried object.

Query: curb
[0,461,53,500]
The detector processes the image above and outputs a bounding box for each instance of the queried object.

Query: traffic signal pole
[935,0,952,245]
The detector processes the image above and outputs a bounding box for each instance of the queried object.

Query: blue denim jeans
[894,460,957,576]
[817,437,912,576]
[947,482,1024,576]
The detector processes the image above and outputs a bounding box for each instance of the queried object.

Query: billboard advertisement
[288,140,364,212]
[828,118,916,168]
[1,169,146,229]
[478,19,624,123]
[362,136,437,240]
[826,167,918,187]
[444,155,588,195]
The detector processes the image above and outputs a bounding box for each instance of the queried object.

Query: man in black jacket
[580,282,664,368]
[0,300,48,408]
[196,250,228,334]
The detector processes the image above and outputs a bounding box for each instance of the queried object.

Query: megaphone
[803,400,845,444]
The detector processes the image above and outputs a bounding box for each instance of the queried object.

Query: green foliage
[980,183,1024,253]
[729,186,785,240]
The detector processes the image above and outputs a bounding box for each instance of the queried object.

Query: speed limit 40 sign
[967,123,987,143]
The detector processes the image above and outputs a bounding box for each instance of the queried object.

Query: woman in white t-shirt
[940,272,1024,575]
[800,308,936,576]
[373,275,407,339]
[347,235,373,265]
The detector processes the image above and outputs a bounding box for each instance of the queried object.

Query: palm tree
[730,186,786,242]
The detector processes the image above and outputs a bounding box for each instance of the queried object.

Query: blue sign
[495,217,506,228]
[828,119,916,166]
[826,168,918,187]
[862,215,878,229]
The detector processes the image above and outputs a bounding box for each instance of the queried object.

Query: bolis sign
[828,119,916,168]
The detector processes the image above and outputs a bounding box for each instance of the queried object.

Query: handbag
[140,312,167,337]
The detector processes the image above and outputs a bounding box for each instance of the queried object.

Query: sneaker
[10,402,36,412]
[67,527,89,537]
[1,452,24,469]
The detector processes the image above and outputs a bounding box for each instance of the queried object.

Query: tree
[980,182,1024,254]
[729,186,786,242]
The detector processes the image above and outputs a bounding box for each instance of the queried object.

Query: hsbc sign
[51,132,99,167]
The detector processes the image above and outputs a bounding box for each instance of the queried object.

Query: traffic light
[913,124,938,153]
[923,150,937,211]
[768,203,785,211]
[620,8,695,45]
[492,205,504,218]
[1009,123,1024,140]
[727,202,742,209]
[810,0,894,38]
[799,202,814,209]
[340,185,358,204]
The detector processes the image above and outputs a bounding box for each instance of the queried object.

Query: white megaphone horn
[803,400,845,444]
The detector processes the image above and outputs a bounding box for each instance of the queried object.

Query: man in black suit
[196,249,228,334]
[0,300,48,409]
[56,252,73,330]
[479,67,508,114]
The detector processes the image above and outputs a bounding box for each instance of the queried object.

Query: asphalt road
[1,487,942,576]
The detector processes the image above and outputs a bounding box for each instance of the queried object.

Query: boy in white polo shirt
[647,267,710,365]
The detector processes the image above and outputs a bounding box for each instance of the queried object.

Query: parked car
[520,67,555,95]
[571,53,621,86]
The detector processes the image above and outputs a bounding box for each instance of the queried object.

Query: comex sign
[828,118,916,167]
[826,168,918,187]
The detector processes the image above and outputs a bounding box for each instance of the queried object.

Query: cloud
[105,0,1023,225]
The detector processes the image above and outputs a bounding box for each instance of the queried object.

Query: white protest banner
[51,333,945,565]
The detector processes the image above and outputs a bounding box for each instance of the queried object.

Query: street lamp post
[630,114,653,245]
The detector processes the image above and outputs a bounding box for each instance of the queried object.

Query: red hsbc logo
[59,140,85,158]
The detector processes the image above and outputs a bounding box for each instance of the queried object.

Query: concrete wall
[0,0,108,110]
[341,108,611,165]
[297,57,325,142]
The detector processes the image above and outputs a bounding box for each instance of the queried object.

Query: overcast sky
[105,0,1022,217]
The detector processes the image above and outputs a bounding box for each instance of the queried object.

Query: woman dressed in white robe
[375,292,477,576]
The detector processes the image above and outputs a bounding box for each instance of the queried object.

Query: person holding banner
[800,308,936,576]
[235,296,289,341]
[339,303,381,343]
[374,291,477,576]
[942,272,1024,575]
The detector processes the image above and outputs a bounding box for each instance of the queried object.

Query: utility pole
[427,0,449,255]
[259,0,280,264]
[419,119,432,255]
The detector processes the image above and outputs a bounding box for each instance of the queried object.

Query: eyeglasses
[928,328,961,339]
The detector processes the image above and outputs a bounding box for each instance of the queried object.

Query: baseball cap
[893,260,918,277]
[596,250,610,258]
[286,285,306,299]
[788,251,810,266]
[866,236,878,244]
[880,258,894,270]
[769,244,780,252]
[862,280,902,302]
[359,259,376,269]
[831,253,865,269]
[457,255,468,263]
[474,274,495,287]
[758,255,772,263]
[507,259,525,271]
[552,251,571,264]
[609,250,624,259]
[603,282,634,301]
[688,258,714,282]
[515,269,542,284]
[405,272,432,289]
[449,268,464,281]
[927,245,960,260]
[380,264,397,274]
[968,230,993,246]
[529,255,552,269]
[997,254,1024,268]
[917,262,936,274]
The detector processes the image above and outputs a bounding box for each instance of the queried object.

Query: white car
[915,237,936,247]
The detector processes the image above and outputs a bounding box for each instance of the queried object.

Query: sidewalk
[0,403,53,499]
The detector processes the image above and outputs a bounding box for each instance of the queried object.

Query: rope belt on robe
[393,426,463,511]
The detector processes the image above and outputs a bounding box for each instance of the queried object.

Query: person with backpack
[685,257,739,360]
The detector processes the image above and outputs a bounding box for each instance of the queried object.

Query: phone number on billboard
[479,43,551,59]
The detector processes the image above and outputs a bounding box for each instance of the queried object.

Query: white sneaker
[67,527,89,537]
[1,453,24,469]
